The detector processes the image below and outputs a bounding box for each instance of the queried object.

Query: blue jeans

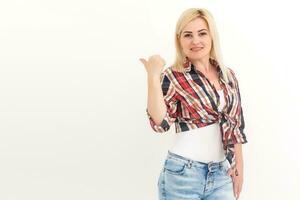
[158,150,235,200]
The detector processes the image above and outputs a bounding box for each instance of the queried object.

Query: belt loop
[208,161,213,171]
[186,160,192,168]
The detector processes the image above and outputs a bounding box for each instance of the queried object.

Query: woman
[140,8,247,200]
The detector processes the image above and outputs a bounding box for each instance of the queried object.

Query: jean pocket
[163,157,186,175]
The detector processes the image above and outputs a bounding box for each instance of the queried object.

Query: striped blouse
[146,58,248,168]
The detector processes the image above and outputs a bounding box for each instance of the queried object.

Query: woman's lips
[191,47,203,52]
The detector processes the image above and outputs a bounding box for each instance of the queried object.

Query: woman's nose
[192,36,201,44]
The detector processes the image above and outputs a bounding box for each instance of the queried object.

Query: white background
[0,0,299,199]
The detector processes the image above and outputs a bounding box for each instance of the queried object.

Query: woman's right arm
[145,73,178,133]
[140,55,178,133]
[146,74,167,126]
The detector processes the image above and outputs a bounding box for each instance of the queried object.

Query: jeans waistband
[167,150,229,171]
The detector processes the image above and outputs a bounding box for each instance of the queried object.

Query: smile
[190,47,203,52]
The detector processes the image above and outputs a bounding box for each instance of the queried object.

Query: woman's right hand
[139,55,166,78]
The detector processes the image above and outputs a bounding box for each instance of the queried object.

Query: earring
[183,56,191,68]
[183,56,189,63]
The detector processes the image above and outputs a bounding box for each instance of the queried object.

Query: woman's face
[179,17,212,62]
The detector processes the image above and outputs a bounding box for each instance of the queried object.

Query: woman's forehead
[182,18,208,32]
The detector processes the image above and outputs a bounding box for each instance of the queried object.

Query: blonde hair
[172,8,232,83]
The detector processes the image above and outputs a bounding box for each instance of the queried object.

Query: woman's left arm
[234,143,244,178]
[227,68,248,199]
[227,142,244,199]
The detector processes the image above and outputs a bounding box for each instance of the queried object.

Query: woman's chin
[189,51,210,60]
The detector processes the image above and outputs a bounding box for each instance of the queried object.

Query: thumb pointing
[139,58,146,65]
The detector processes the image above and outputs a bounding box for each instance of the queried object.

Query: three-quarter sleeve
[146,72,179,133]
[228,68,248,144]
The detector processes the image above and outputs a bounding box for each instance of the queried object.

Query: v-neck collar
[183,57,224,82]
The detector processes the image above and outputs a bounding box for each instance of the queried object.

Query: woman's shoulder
[226,67,240,82]
[226,67,236,77]
[224,67,241,89]
[159,66,172,83]
[158,66,182,87]
[164,65,186,76]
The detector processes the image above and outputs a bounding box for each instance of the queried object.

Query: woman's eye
[184,33,207,38]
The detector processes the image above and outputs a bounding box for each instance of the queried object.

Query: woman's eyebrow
[182,29,207,33]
